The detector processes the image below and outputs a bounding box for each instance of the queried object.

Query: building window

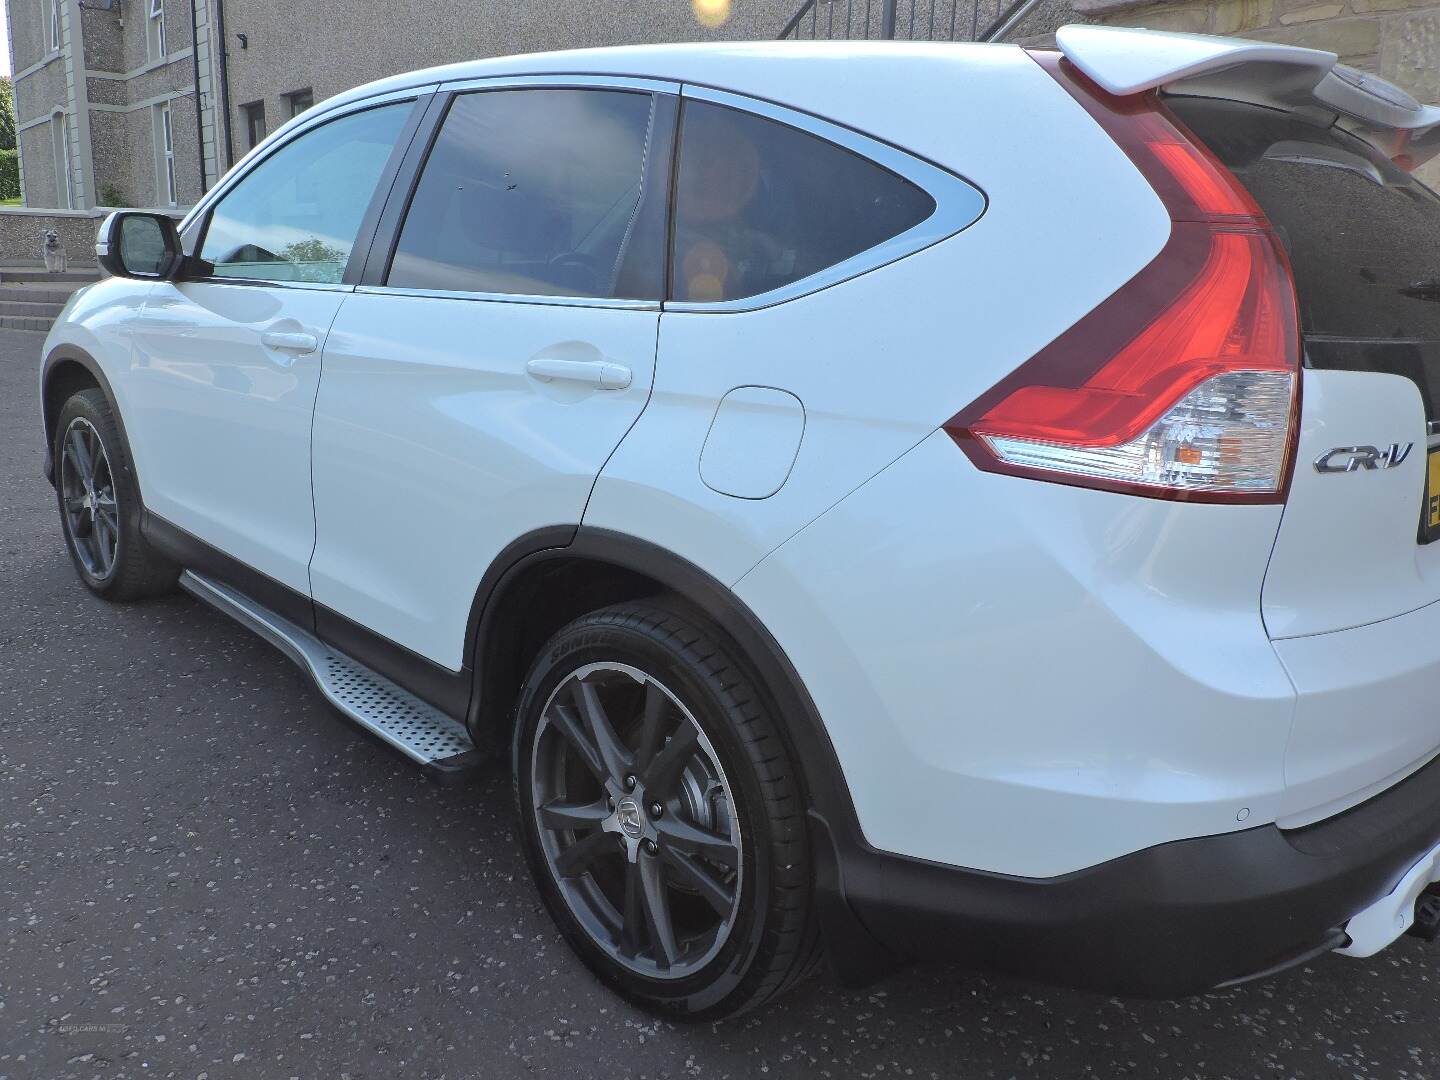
[242,101,266,150]
[51,110,72,209]
[285,89,314,120]
[146,0,166,62]
[49,0,61,51]
[154,102,177,205]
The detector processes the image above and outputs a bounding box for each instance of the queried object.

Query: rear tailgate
[1170,96,1440,638]
[1054,23,1440,822]
[1174,95,1440,820]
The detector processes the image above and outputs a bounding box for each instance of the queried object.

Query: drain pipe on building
[187,0,207,194]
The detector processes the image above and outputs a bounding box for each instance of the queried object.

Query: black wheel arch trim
[466,525,865,837]
[40,345,131,488]
[464,525,894,982]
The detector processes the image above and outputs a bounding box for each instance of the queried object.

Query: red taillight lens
[945,54,1302,503]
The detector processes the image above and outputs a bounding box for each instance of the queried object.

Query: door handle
[526,358,632,390]
[261,330,319,355]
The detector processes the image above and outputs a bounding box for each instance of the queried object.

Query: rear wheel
[513,601,818,1019]
[53,388,177,600]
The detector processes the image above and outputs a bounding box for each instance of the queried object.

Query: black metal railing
[778,0,1039,43]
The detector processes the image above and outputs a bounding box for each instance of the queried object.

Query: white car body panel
[586,49,1170,586]
[735,431,1294,878]
[1259,375,1440,828]
[309,292,660,670]
[1263,369,1435,640]
[698,387,807,500]
[1275,595,1440,825]
[1054,25,1337,98]
[1053,25,1440,165]
[39,34,1440,901]
[124,280,347,594]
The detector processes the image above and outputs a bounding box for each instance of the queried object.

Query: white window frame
[147,0,166,61]
[51,110,72,209]
[157,102,177,205]
[49,0,61,52]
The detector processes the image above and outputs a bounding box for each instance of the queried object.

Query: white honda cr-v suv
[39,25,1440,1018]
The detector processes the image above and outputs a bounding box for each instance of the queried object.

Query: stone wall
[1074,0,1440,186]
[0,207,186,268]
[0,208,104,267]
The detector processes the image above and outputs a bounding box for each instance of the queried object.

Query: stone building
[7,0,219,210]
[4,0,1439,214]
[3,0,801,213]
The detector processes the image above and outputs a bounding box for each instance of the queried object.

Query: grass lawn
[0,197,21,206]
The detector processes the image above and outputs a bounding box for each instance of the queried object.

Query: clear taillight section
[945,53,1302,504]
[981,370,1295,493]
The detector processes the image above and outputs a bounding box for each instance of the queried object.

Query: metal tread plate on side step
[179,571,479,777]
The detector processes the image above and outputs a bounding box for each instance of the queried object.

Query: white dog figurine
[42,230,66,274]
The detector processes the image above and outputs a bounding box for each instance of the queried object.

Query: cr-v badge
[1314,443,1415,473]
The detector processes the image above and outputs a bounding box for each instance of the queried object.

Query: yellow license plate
[1429,451,1440,530]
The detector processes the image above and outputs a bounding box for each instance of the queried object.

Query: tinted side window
[671,101,936,304]
[200,102,411,284]
[388,89,654,299]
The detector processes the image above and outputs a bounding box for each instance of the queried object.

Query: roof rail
[1053,25,1440,168]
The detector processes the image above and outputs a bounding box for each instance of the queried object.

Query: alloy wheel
[59,417,120,580]
[530,662,743,980]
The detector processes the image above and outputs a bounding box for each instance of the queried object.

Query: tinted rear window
[671,100,936,304]
[1170,97,1440,342]
[1171,97,1440,417]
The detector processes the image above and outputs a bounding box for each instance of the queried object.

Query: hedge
[0,150,19,202]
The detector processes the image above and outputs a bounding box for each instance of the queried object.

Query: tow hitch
[1407,887,1440,942]
[1336,841,1440,957]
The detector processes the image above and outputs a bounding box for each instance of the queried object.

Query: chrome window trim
[354,285,659,311]
[189,278,356,293]
[437,72,682,97]
[665,84,988,315]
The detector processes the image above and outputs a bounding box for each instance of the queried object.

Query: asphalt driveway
[3,328,1439,1079]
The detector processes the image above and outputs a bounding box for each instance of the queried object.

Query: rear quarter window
[670,100,936,304]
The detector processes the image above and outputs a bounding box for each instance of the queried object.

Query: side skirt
[143,510,473,718]
[180,571,484,783]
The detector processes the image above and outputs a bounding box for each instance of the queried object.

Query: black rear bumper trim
[815,750,1440,996]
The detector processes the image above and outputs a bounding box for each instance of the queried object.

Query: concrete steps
[0,278,97,332]
[0,267,100,285]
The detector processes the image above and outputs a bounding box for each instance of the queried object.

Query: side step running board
[179,571,482,783]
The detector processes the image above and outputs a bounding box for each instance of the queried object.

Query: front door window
[200,102,410,284]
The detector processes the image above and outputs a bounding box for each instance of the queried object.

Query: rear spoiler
[1053,24,1440,168]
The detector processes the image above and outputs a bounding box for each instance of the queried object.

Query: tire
[512,600,820,1020]
[52,387,178,601]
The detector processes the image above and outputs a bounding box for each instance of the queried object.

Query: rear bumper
[816,748,1440,995]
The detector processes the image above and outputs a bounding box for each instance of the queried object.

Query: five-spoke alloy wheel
[514,602,818,1019]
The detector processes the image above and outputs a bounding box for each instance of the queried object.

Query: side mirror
[95,211,184,279]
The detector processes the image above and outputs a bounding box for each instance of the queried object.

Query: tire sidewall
[53,390,140,597]
[512,614,776,1018]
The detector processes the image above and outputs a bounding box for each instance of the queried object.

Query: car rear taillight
[944,53,1302,503]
